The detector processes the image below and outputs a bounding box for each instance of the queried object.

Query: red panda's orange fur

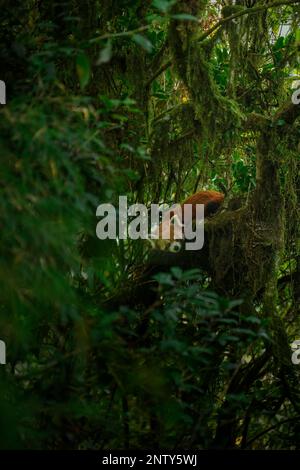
[176,189,224,221]
[157,190,224,243]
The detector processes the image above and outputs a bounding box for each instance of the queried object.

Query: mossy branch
[197,0,300,42]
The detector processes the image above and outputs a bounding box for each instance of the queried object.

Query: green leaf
[97,40,112,65]
[273,36,285,51]
[170,267,182,280]
[132,34,153,53]
[122,97,136,106]
[123,168,139,180]
[120,143,135,152]
[171,13,199,22]
[76,53,91,89]
[152,0,176,12]
[245,316,261,325]
[153,272,175,286]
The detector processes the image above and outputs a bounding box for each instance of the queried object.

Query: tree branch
[244,112,271,131]
[198,0,300,43]
[90,25,149,43]
[145,60,172,88]
[246,415,300,447]
[273,99,300,125]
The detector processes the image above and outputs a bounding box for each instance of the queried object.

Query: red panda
[152,190,224,250]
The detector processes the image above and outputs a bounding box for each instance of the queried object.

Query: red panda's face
[149,190,224,251]
[151,211,184,251]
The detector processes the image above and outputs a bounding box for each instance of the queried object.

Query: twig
[246,415,300,446]
[90,25,149,43]
[145,60,172,87]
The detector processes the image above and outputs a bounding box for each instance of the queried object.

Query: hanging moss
[148,103,200,201]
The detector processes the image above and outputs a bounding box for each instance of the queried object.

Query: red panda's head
[150,190,224,251]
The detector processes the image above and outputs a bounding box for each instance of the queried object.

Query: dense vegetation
[0,0,300,449]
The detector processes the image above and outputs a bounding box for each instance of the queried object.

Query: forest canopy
[0,0,300,450]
